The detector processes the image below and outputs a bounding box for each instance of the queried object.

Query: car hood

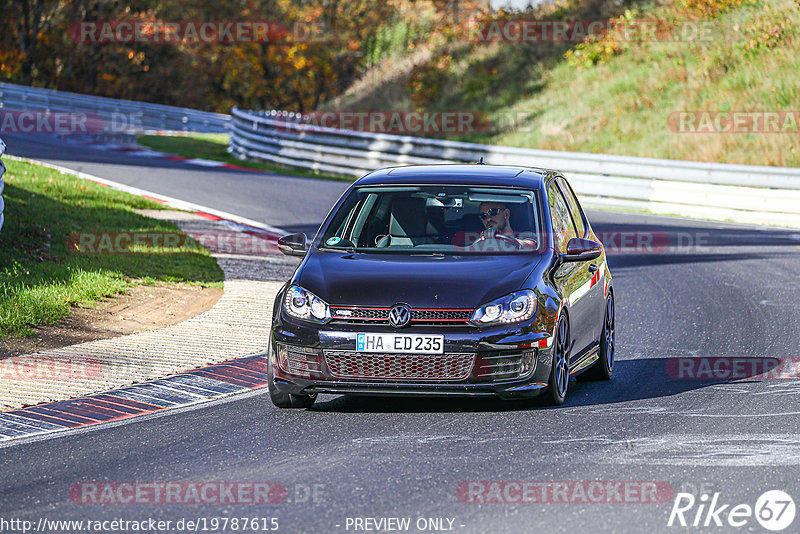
[294,251,544,309]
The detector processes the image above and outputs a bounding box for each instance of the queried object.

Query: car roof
[353,164,553,189]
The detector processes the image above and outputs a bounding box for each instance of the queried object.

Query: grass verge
[137,133,354,182]
[0,158,224,338]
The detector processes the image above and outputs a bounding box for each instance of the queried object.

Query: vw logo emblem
[388,304,411,328]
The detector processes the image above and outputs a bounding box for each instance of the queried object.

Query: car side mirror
[277,233,308,257]
[563,238,602,262]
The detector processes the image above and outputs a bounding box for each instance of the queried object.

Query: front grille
[330,307,472,325]
[474,351,535,381]
[412,309,472,321]
[331,308,390,322]
[324,350,475,381]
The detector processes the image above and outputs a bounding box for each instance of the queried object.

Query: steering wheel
[484,228,522,249]
[375,234,389,247]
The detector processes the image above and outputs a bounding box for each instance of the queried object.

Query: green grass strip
[0,158,223,338]
[137,133,354,182]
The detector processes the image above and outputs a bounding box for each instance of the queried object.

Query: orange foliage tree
[0,0,403,112]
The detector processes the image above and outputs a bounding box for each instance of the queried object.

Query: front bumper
[270,315,555,400]
[272,375,549,399]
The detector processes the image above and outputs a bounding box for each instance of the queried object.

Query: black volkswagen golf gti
[269,164,615,407]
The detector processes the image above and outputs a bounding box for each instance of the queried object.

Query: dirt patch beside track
[0,283,222,358]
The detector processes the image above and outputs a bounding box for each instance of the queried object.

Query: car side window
[548,181,578,254]
[557,177,586,238]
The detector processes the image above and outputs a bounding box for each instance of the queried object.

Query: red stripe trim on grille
[331,307,392,310]
[413,308,473,312]
[331,307,473,311]
[335,316,386,321]
[410,318,469,322]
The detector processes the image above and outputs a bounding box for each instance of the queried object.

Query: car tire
[546,314,570,405]
[268,357,317,408]
[584,292,614,381]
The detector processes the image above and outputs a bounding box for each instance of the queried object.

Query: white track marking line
[5,155,289,236]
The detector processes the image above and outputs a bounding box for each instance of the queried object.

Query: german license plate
[356,333,444,354]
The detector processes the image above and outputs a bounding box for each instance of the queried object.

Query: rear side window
[548,181,578,254]
[557,177,586,238]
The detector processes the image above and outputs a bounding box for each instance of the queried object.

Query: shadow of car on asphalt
[307,357,757,413]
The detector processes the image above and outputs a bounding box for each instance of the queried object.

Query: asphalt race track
[3,134,800,533]
[0,133,350,236]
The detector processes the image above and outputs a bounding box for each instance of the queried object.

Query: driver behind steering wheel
[475,202,537,249]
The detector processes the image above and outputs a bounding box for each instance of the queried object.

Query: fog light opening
[276,343,288,373]
[519,350,536,378]
[275,344,323,378]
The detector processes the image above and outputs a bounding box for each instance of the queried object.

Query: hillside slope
[323,0,800,166]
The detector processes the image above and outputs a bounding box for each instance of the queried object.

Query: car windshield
[318,185,543,254]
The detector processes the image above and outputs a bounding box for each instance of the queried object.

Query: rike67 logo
[668,490,795,531]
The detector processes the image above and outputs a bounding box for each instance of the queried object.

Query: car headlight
[471,290,537,325]
[284,285,331,323]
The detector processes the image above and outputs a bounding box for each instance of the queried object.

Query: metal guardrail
[0,82,229,133]
[229,107,800,228]
[0,136,5,233]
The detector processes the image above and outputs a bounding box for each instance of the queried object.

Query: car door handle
[587,264,599,273]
